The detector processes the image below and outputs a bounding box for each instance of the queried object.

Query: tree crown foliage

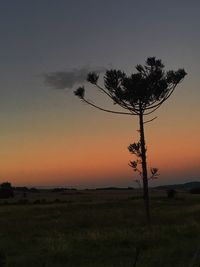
[0,182,14,198]
[74,57,186,116]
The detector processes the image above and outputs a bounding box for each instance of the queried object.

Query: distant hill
[155,181,200,191]
[95,187,134,190]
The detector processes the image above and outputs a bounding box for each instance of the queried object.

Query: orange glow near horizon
[0,112,199,187]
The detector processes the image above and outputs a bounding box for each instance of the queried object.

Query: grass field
[0,189,200,267]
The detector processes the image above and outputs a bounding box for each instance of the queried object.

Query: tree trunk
[139,110,151,226]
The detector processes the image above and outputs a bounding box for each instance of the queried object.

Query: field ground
[0,189,200,266]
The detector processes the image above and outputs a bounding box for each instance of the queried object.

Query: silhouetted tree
[74,57,186,225]
[167,189,177,199]
[0,182,14,199]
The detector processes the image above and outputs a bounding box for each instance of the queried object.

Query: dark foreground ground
[0,189,200,267]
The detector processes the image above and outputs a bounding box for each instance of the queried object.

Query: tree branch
[95,83,137,113]
[144,83,177,112]
[82,98,136,115]
[143,85,178,115]
[144,116,157,124]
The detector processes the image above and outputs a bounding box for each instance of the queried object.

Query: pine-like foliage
[74,57,186,115]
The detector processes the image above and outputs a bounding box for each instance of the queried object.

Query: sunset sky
[0,0,199,187]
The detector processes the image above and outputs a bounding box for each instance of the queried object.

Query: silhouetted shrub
[0,182,14,199]
[190,187,200,194]
[167,189,177,199]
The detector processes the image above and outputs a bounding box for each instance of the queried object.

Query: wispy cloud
[44,66,105,89]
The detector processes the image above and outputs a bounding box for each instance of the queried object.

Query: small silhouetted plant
[167,189,177,199]
[0,182,14,199]
[74,57,186,226]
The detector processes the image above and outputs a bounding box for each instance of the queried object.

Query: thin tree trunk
[139,109,151,226]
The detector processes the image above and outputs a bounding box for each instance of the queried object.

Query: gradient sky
[0,0,199,187]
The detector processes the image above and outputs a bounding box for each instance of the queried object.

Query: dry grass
[0,189,199,266]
